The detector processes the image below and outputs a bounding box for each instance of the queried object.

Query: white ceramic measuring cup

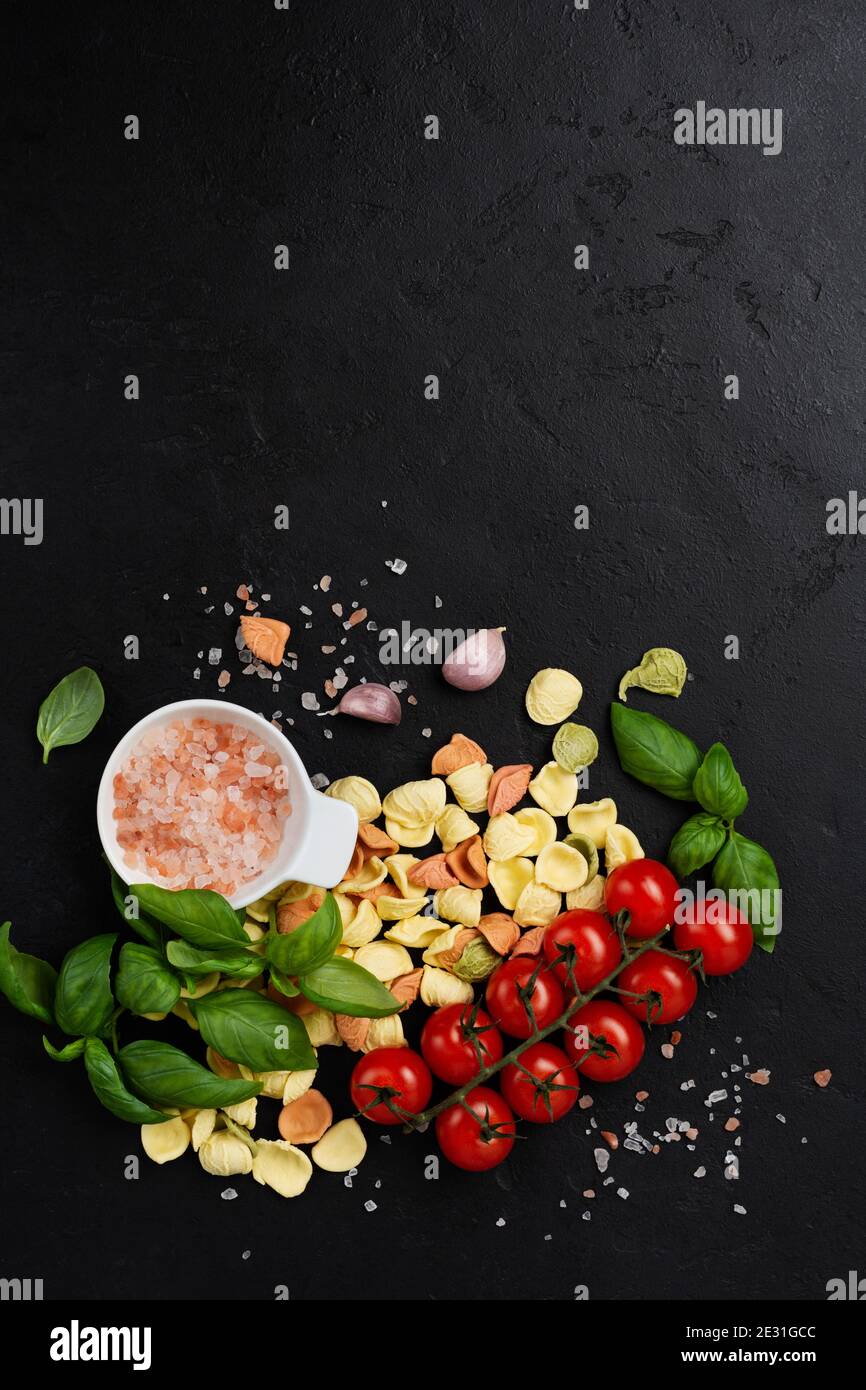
[97,699,358,908]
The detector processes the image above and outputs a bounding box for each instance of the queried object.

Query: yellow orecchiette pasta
[375,894,429,922]
[604,824,645,870]
[446,762,493,813]
[488,856,535,910]
[384,915,450,949]
[311,1118,367,1173]
[141,1117,190,1165]
[535,843,589,893]
[432,885,483,927]
[566,874,607,912]
[382,778,447,828]
[422,924,464,967]
[252,1140,313,1198]
[362,1014,407,1052]
[435,805,480,852]
[303,1009,342,1048]
[332,892,356,928]
[241,1068,292,1098]
[282,1069,318,1105]
[353,940,413,981]
[567,798,618,848]
[513,880,562,928]
[482,812,536,862]
[384,816,435,848]
[325,776,381,823]
[199,1131,254,1177]
[528,762,578,817]
[340,898,382,948]
[513,806,557,856]
[525,668,583,725]
[279,881,316,905]
[338,855,388,895]
[384,854,421,898]
[420,964,474,1007]
[223,1098,257,1130]
[190,1109,217,1152]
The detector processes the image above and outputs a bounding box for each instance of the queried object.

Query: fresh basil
[43,1036,85,1062]
[166,939,263,980]
[712,831,780,954]
[0,921,57,1026]
[108,865,162,949]
[267,892,342,977]
[54,933,117,1038]
[693,743,748,820]
[115,943,181,1016]
[119,1039,262,1108]
[188,990,316,1071]
[299,957,400,1018]
[668,813,726,879]
[130,884,247,950]
[269,968,300,998]
[84,1038,169,1124]
[36,666,105,764]
[610,702,702,801]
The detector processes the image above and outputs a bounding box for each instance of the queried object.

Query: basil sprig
[298,957,401,1018]
[130,884,248,950]
[166,939,263,981]
[84,1039,169,1125]
[0,922,57,1026]
[119,1039,262,1108]
[188,990,316,1071]
[115,942,181,1016]
[610,703,780,954]
[54,933,117,1037]
[266,893,342,977]
[36,666,105,763]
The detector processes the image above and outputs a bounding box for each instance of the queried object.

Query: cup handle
[288,790,358,889]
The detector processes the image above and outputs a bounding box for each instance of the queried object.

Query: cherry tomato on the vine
[421,1003,504,1085]
[605,859,680,940]
[565,998,645,1082]
[350,1047,432,1126]
[616,949,698,1024]
[435,1086,517,1171]
[500,1041,580,1123]
[543,909,622,991]
[485,957,565,1039]
[673,901,753,975]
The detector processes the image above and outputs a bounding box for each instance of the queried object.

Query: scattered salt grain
[724,1152,739,1180]
[387,558,408,575]
[661,1044,675,1059]
[364,1200,377,1213]
[331,603,343,617]
[707,1089,728,1106]
[422,727,432,738]
[224,603,234,616]
[301,693,320,711]
[747,1069,771,1086]
[594,1148,609,1173]
[733,1204,747,1216]
[217,671,231,689]
[724,1118,739,1132]
[693,1167,706,1179]
[221,1188,238,1201]
[776,1114,786,1124]
[616,1187,629,1200]
[208,648,222,665]
[310,773,330,790]
[813,1069,831,1088]
[435,595,442,608]
[496,1218,506,1227]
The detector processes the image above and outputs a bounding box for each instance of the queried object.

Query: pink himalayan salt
[113,717,291,896]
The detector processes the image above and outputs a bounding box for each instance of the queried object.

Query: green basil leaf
[668,813,727,879]
[84,1038,169,1124]
[108,864,162,949]
[188,990,316,1071]
[130,884,247,950]
[166,939,263,980]
[115,943,181,1016]
[43,1035,85,1062]
[268,968,300,998]
[119,1039,262,1108]
[693,743,749,819]
[610,702,703,801]
[54,933,117,1038]
[37,666,105,763]
[299,957,401,1018]
[712,832,781,954]
[0,921,57,1026]
[266,892,342,977]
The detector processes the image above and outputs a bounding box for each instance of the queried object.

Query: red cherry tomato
[605,859,680,940]
[543,909,622,991]
[673,900,753,975]
[435,1086,517,1171]
[485,957,565,1039]
[565,999,645,1082]
[350,1047,432,1126]
[500,1042,580,1123]
[421,1003,504,1085]
[616,949,698,1024]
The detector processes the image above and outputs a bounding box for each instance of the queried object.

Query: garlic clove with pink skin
[442,628,507,692]
[337,683,402,725]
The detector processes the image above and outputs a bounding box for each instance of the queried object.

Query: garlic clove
[337,683,402,725]
[442,629,506,691]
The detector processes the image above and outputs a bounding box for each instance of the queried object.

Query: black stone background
[1,0,864,1302]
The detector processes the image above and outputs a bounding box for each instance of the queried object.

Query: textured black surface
[1,1,864,1302]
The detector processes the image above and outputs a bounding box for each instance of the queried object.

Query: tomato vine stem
[407,928,668,1130]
